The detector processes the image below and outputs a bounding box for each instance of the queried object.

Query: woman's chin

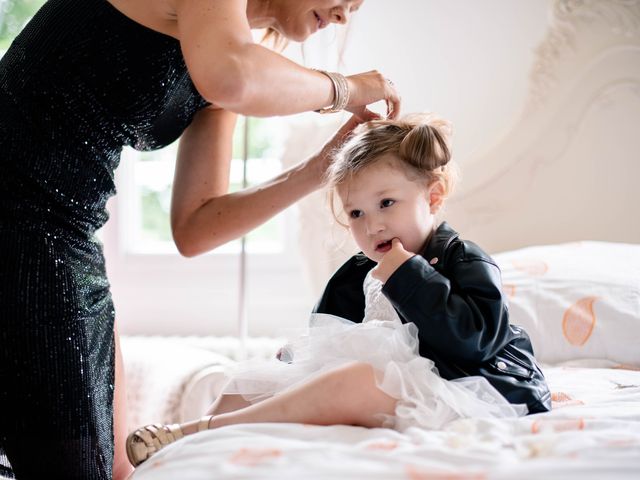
[293,30,312,42]
[283,24,314,43]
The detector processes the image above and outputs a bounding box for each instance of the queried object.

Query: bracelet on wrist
[314,70,350,114]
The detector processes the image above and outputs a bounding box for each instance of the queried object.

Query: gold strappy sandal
[126,416,213,467]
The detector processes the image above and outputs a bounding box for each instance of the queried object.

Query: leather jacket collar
[420,221,459,269]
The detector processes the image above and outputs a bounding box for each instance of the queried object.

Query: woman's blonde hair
[327,113,458,198]
[261,28,289,52]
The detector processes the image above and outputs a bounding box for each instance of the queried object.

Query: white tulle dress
[223,272,527,430]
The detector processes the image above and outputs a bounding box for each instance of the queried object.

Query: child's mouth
[376,240,393,253]
[313,11,327,30]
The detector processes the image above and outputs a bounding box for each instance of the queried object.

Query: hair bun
[398,114,452,170]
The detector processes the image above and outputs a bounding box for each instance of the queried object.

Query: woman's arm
[171,107,360,257]
[174,0,399,117]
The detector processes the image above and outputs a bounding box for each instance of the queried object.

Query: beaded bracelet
[315,70,350,114]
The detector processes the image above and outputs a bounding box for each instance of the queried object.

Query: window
[108,113,313,337]
[0,0,45,52]
[119,116,290,255]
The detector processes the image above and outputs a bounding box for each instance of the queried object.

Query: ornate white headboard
[284,0,640,295]
[444,0,640,252]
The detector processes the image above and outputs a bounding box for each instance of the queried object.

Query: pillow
[121,335,286,428]
[121,336,233,429]
[492,242,640,366]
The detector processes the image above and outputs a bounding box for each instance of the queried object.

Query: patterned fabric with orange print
[494,242,640,366]
[131,361,640,479]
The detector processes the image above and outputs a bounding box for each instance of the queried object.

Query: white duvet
[131,361,640,479]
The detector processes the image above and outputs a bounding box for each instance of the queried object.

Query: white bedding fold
[132,364,640,479]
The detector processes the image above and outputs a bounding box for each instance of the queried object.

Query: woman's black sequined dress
[0,0,208,477]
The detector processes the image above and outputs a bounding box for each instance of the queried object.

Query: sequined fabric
[0,0,207,477]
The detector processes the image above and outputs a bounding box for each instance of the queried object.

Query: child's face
[337,155,436,263]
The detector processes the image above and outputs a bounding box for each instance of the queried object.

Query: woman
[0,0,400,478]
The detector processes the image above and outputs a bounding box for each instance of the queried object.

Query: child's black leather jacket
[313,222,552,414]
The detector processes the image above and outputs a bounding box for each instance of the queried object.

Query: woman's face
[271,0,365,42]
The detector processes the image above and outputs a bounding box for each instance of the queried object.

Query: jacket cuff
[382,255,439,307]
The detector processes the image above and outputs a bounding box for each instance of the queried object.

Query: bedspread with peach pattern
[132,361,640,480]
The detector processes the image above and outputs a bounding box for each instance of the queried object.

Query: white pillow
[121,337,232,429]
[493,242,640,366]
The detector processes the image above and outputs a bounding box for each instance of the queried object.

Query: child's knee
[330,362,378,390]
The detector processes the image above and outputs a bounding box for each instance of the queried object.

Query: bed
[124,0,640,477]
[125,242,640,479]
[130,364,640,479]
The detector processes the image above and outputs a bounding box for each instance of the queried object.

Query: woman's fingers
[337,114,363,136]
[326,115,362,149]
[383,77,401,119]
[387,85,401,119]
[348,106,382,122]
[346,70,401,119]
[311,114,362,182]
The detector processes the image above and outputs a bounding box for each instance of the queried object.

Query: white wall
[342,0,551,164]
[106,0,553,337]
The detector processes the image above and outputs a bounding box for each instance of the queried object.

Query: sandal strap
[147,425,167,450]
[127,422,185,467]
[151,424,181,446]
[127,432,152,467]
[136,427,159,451]
[198,415,213,432]
[166,423,184,441]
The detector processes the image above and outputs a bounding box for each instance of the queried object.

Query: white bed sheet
[131,361,640,479]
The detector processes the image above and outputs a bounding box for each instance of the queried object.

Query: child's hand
[371,238,415,283]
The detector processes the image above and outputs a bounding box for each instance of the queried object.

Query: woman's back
[0,0,207,237]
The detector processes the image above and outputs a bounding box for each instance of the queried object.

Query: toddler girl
[126,114,551,466]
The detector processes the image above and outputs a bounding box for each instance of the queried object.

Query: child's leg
[126,362,398,466]
[181,361,397,434]
[205,393,252,416]
[113,323,134,480]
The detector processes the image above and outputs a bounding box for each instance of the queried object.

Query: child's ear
[428,181,445,213]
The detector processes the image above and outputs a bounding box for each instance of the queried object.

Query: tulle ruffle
[222,314,527,431]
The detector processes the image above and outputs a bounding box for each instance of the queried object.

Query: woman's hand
[308,115,364,181]
[371,238,415,283]
[346,70,401,120]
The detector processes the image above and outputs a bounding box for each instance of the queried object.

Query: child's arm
[381,242,511,364]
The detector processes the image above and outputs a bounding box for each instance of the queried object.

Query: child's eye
[380,199,395,208]
[349,210,363,219]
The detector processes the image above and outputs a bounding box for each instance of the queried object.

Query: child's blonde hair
[326,113,458,217]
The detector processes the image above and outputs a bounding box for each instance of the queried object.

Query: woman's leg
[113,323,134,480]
[180,362,397,434]
[0,234,114,478]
